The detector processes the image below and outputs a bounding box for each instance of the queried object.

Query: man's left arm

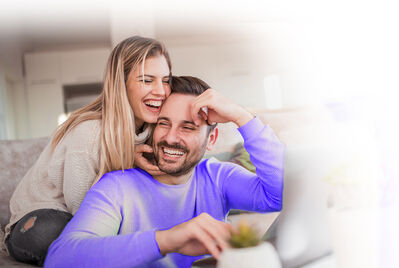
[191,88,285,212]
[217,117,285,212]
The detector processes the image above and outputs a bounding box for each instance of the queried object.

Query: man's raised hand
[190,88,254,127]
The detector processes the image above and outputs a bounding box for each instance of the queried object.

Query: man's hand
[190,88,254,127]
[155,213,235,260]
[134,144,165,176]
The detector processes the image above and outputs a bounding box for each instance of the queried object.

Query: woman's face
[126,55,171,130]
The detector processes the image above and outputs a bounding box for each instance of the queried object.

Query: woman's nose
[152,80,167,96]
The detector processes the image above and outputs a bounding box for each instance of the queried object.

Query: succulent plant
[229,220,261,248]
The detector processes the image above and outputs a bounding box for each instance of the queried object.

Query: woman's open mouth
[144,99,163,113]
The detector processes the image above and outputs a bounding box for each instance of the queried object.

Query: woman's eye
[163,80,170,84]
[158,122,168,126]
[139,80,152,83]
[183,126,195,130]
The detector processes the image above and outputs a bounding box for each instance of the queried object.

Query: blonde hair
[51,36,172,185]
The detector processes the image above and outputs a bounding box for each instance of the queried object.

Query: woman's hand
[190,88,254,127]
[134,144,165,176]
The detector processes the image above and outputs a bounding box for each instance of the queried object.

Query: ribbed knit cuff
[136,230,163,263]
[238,117,265,141]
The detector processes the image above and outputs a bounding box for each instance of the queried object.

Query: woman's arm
[62,150,98,214]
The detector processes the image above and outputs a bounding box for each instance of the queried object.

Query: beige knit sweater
[4,119,150,242]
[4,120,102,241]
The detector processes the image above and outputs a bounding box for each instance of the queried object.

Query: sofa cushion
[0,137,50,230]
[0,250,36,267]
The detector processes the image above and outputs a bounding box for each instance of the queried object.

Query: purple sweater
[44,118,285,268]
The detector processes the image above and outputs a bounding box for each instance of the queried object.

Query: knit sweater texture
[4,120,150,243]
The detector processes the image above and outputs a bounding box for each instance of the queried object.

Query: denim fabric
[5,209,72,266]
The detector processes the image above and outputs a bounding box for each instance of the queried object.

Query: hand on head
[190,88,254,127]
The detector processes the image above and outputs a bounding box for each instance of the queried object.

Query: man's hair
[171,76,210,95]
[171,76,217,132]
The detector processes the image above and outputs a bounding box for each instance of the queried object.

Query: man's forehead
[159,93,197,121]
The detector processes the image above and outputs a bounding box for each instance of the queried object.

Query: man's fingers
[190,90,216,125]
[190,102,203,126]
[196,215,232,251]
[191,225,221,259]
[199,109,208,122]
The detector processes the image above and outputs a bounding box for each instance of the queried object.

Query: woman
[3,36,171,266]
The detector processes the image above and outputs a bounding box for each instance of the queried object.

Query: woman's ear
[206,127,218,151]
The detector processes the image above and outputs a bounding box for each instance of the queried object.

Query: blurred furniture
[0,137,49,267]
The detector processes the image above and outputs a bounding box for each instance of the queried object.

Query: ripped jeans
[5,209,72,266]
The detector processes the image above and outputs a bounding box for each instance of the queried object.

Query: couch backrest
[0,137,50,229]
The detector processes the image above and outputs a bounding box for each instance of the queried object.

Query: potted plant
[217,220,281,268]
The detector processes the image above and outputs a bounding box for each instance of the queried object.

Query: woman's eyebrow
[136,74,155,78]
[136,75,170,79]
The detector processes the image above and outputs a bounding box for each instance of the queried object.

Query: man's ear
[206,127,218,151]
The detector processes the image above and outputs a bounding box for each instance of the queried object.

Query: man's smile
[157,141,189,163]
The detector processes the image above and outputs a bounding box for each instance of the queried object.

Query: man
[44,76,285,268]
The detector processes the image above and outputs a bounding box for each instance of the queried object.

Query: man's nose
[164,127,181,145]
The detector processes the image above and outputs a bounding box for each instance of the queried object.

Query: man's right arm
[45,173,235,266]
[44,173,163,268]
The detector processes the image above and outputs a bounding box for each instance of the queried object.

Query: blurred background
[0,0,398,267]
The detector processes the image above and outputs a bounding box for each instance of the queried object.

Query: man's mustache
[156,141,189,153]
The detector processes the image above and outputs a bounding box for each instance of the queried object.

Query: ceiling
[0,0,304,52]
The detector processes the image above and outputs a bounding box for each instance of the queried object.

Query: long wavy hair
[51,36,172,185]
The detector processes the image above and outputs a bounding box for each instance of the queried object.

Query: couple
[3,36,285,267]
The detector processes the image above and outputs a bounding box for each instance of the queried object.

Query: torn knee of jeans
[20,216,37,233]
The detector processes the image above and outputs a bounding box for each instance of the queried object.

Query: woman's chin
[142,113,159,124]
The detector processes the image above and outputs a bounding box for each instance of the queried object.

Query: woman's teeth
[144,100,162,108]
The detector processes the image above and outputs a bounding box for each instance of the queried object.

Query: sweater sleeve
[53,120,101,215]
[44,173,163,268]
[63,150,98,214]
[215,117,286,212]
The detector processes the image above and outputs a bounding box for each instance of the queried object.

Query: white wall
[0,69,27,140]
[164,22,320,110]
[23,48,110,139]
[0,71,7,139]
[0,35,27,140]
[167,41,275,109]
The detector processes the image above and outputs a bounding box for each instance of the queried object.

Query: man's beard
[154,140,207,177]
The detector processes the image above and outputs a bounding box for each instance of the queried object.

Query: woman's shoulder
[59,119,102,151]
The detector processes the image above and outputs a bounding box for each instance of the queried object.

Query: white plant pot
[217,242,281,268]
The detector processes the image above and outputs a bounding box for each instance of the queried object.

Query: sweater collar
[135,124,152,145]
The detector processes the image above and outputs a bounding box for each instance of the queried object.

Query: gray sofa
[0,137,49,267]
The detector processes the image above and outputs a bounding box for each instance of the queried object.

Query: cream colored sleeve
[63,150,99,214]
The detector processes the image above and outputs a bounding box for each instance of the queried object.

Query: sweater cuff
[238,117,265,141]
[136,230,163,263]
